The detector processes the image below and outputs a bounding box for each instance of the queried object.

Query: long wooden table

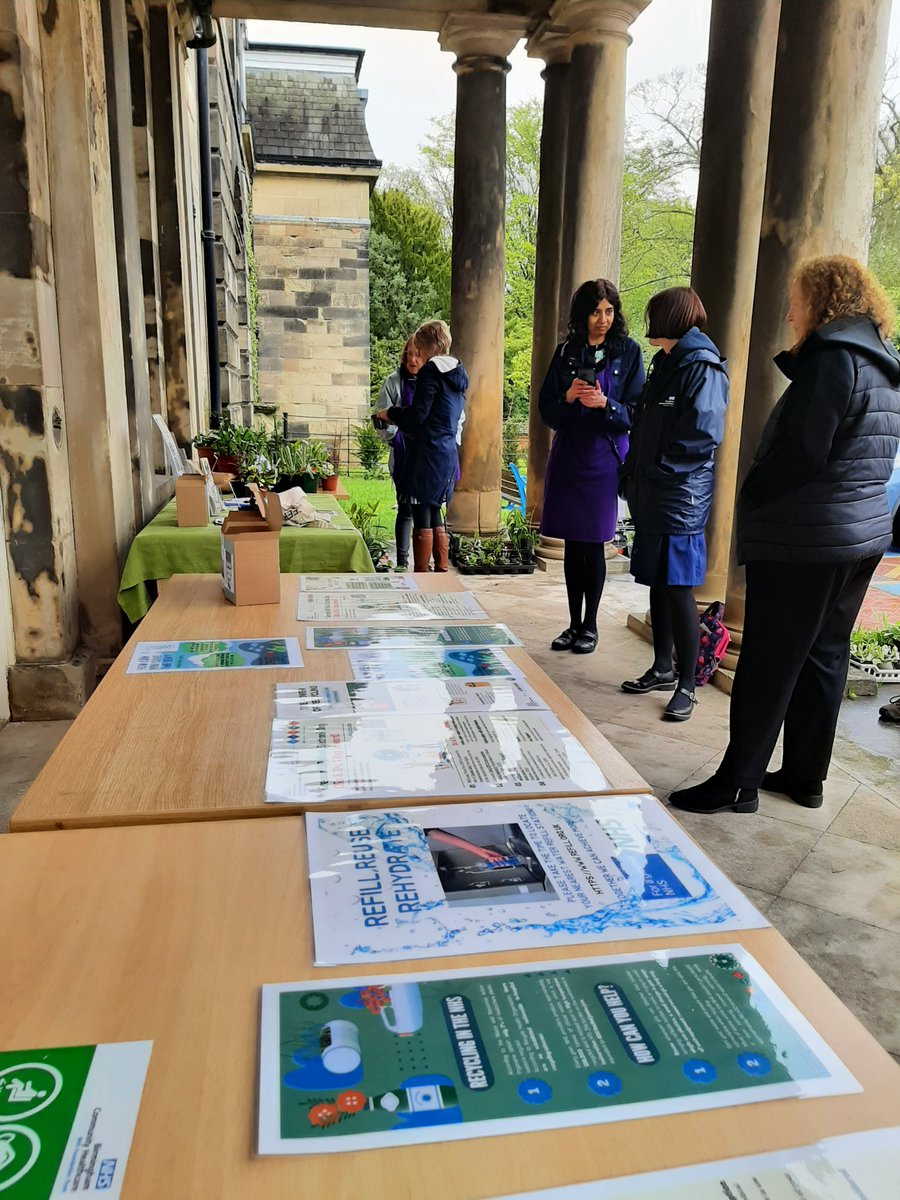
[2,816,898,1199]
[10,574,647,832]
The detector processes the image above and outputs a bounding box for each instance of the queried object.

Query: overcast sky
[249,1,900,170]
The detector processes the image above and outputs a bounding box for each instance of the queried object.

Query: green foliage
[339,476,396,527]
[276,439,334,480]
[849,620,900,668]
[870,59,900,334]
[346,500,391,570]
[353,421,387,478]
[502,418,525,469]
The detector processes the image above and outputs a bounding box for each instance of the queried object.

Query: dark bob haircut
[568,278,628,347]
[645,287,707,339]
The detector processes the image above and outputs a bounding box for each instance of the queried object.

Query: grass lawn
[339,473,396,533]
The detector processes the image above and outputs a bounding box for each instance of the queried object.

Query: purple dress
[541,361,625,543]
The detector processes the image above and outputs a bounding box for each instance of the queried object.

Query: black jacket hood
[777,316,900,383]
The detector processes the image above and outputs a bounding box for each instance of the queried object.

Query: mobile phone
[371,414,388,430]
[576,367,597,385]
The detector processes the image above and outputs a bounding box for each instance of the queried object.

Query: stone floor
[0,567,897,1066]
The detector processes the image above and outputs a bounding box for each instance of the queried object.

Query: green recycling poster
[258,946,856,1155]
[0,1042,150,1197]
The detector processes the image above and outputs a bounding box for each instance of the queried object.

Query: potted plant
[346,501,391,571]
[503,508,538,571]
[319,457,338,493]
[235,447,278,496]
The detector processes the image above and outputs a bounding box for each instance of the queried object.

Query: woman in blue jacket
[539,279,645,655]
[376,320,467,572]
[671,257,900,814]
[620,287,728,721]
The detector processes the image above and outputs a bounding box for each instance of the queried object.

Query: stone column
[552,0,649,306]
[39,0,137,661]
[525,24,571,527]
[692,0,780,605]
[440,15,527,535]
[724,0,892,645]
[0,0,90,718]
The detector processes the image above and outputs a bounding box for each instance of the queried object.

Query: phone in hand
[576,367,597,385]
[371,414,389,431]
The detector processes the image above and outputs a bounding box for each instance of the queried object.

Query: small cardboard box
[221,486,283,605]
[175,474,209,527]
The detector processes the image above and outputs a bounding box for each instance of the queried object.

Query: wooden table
[11,574,647,832]
[3,817,898,1199]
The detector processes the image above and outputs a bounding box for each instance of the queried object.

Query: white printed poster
[305,794,768,964]
[491,1128,900,1199]
[296,591,487,622]
[0,1041,151,1198]
[347,646,518,682]
[126,638,302,674]
[273,678,548,720]
[265,710,608,804]
[300,574,419,591]
[258,947,858,1155]
[306,623,521,650]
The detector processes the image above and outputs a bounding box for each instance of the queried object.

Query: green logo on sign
[0,1064,63,1122]
[0,1126,41,1192]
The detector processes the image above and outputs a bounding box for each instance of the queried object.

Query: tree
[870,57,900,328]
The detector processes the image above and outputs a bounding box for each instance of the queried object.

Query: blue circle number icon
[737,1052,772,1077]
[682,1059,717,1085]
[587,1071,623,1097]
[517,1079,552,1105]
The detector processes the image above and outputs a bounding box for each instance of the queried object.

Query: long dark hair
[568,278,628,350]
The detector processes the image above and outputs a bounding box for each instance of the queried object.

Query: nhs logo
[96,1159,117,1189]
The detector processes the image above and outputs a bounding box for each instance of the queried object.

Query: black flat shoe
[621,668,677,694]
[762,769,824,809]
[551,627,579,651]
[663,687,697,721]
[572,631,598,654]
[669,776,759,814]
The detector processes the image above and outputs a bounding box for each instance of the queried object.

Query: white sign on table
[265,710,607,804]
[346,646,518,682]
[273,677,548,719]
[299,574,419,591]
[306,623,521,650]
[296,591,487,622]
[490,1128,900,1199]
[305,794,768,965]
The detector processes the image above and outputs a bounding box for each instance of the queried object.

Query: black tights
[412,503,444,531]
[650,585,699,692]
[563,541,607,635]
[395,499,413,564]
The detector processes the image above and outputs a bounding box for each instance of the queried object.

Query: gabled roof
[245,46,381,169]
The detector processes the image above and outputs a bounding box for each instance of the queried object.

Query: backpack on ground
[695,601,730,687]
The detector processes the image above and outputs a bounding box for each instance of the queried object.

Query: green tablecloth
[118,494,374,622]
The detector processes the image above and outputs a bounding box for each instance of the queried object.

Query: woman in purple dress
[539,279,645,654]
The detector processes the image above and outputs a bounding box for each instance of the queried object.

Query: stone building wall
[253,170,371,437]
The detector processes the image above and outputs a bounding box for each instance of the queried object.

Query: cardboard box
[221,487,283,606]
[175,475,209,527]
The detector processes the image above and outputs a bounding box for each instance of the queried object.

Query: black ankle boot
[762,769,824,809]
[669,775,758,814]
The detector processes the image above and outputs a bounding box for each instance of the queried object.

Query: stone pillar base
[8,650,97,720]
[447,489,501,536]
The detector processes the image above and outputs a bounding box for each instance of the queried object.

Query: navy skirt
[630,532,706,587]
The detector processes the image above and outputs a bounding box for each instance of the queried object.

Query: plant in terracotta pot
[193,422,261,475]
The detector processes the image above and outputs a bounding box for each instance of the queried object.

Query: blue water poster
[126,638,302,674]
[304,794,767,964]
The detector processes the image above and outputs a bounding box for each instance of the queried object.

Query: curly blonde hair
[794,255,895,337]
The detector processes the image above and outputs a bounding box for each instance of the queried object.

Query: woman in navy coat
[376,320,467,573]
[619,287,728,721]
[539,279,645,654]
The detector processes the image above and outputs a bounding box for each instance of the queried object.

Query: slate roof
[246,65,381,169]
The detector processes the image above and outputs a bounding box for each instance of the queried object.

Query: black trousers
[719,555,880,788]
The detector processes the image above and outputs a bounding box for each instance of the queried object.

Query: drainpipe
[188,7,220,425]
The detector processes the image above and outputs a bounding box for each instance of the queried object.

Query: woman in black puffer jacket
[671,256,900,816]
[619,287,728,721]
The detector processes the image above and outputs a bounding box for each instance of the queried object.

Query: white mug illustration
[319,1021,361,1074]
[379,984,424,1036]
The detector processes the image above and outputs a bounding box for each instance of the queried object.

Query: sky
[248,1,900,171]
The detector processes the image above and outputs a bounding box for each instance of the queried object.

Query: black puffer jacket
[621,328,729,536]
[738,317,900,563]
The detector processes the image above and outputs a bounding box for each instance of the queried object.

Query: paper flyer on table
[274,678,548,719]
[265,710,607,804]
[305,794,767,965]
[126,638,302,674]
[296,591,487,622]
[257,945,858,1155]
[490,1128,900,1199]
[299,574,419,591]
[0,1041,151,1197]
[346,646,518,682]
[306,624,522,650]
